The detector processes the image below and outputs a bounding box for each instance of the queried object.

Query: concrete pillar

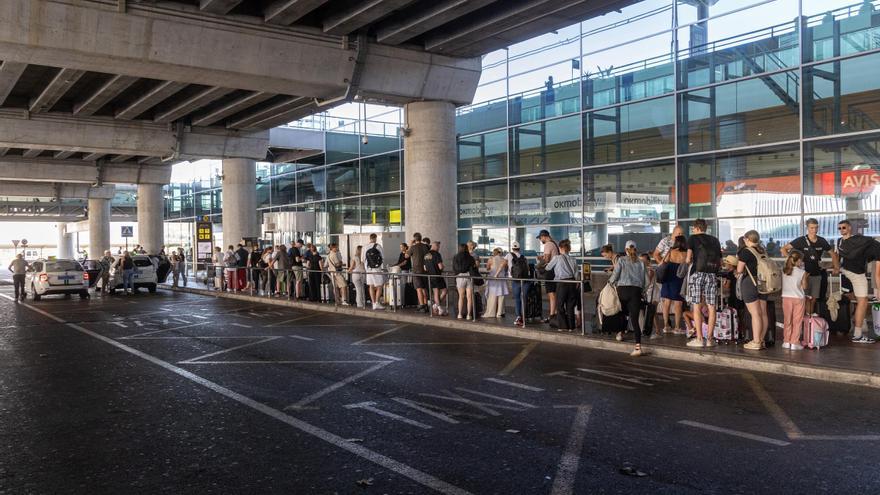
[403,101,457,261]
[137,183,165,255]
[221,158,258,247]
[88,196,110,260]
[56,223,73,259]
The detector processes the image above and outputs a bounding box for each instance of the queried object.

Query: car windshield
[45,261,83,272]
[133,259,154,267]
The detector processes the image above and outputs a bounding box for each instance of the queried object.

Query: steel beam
[199,0,243,14]
[21,149,42,158]
[190,91,274,127]
[30,68,86,113]
[376,0,497,45]
[226,97,314,130]
[54,150,76,159]
[323,0,418,35]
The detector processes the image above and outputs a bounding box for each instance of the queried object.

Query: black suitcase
[404,282,419,307]
[817,297,851,334]
[525,283,542,320]
[600,311,627,334]
[741,299,776,346]
[473,292,484,318]
[641,303,657,336]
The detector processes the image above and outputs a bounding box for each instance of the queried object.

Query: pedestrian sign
[121,226,133,238]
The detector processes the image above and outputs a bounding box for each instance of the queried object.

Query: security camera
[361,135,369,145]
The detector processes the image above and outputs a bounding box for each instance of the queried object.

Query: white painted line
[180,336,281,363]
[550,405,592,495]
[344,401,432,429]
[484,377,544,392]
[796,435,880,441]
[289,335,315,341]
[359,342,527,346]
[0,294,473,495]
[391,397,460,424]
[191,315,208,319]
[499,342,538,376]
[575,368,655,386]
[350,324,407,346]
[266,314,317,328]
[231,323,252,329]
[286,361,393,410]
[623,361,699,375]
[678,420,791,446]
[126,336,279,340]
[133,320,145,328]
[173,318,191,324]
[610,364,678,381]
[248,312,262,317]
[110,321,128,328]
[545,371,636,390]
[418,390,526,416]
[364,352,405,362]
[183,360,388,365]
[454,388,538,409]
[742,373,804,440]
[119,321,209,339]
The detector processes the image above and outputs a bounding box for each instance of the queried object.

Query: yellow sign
[196,221,213,241]
[389,209,401,224]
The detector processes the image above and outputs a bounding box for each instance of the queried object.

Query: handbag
[470,266,484,286]
[655,250,672,282]
[676,261,690,279]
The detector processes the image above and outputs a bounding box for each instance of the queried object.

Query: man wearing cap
[505,241,531,327]
[536,229,560,324]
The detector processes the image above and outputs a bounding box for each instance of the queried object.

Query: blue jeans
[512,281,532,318]
[123,269,134,291]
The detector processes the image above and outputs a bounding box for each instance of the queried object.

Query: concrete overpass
[0,0,634,259]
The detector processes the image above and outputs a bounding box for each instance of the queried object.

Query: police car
[26,259,91,301]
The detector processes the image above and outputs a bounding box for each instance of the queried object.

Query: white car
[108,255,159,294]
[26,259,91,301]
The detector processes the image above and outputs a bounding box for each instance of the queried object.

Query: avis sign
[841,169,880,195]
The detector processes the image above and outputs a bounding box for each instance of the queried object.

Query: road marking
[550,405,592,495]
[173,318,191,324]
[358,341,526,346]
[742,373,803,440]
[796,435,880,441]
[180,336,281,363]
[483,377,544,392]
[126,336,280,340]
[119,321,209,339]
[678,420,791,446]
[231,322,252,329]
[454,388,537,409]
[191,315,208,319]
[350,324,407,345]
[286,361,394,410]
[132,320,146,327]
[610,364,678,381]
[183,360,388,365]
[0,294,473,495]
[498,342,538,376]
[392,397,461,424]
[344,401,432,429]
[623,361,699,375]
[289,335,315,341]
[110,321,128,328]
[575,368,655,386]
[364,351,405,361]
[419,390,526,416]
[266,314,317,327]
[248,312,262,317]
[545,371,636,390]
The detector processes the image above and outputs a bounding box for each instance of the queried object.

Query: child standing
[781,250,809,350]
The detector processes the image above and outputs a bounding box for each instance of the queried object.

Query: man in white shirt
[362,233,386,310]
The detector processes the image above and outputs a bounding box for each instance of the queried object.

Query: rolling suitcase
[817,274,851,334]
[713,277,739,343]
[803,314,830,349]
[473,292,484,318]
[599,311,627,334]
[525,283,542,321]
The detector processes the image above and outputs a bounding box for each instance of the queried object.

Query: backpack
[693,235,721,273]
[745,247,782,294]
[366,244,383,269]
[598,283,622,316]
[510,253,530,279]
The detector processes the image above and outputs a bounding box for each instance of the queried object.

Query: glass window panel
[457,98,508,135]
[679,72,799,154]
[296,168,325,203]
[804,134,880,214]
[677,0,796,27]
[509,73,581,125]
[458,181,508,229]
[362,152,401,194]
[585,96,675,165]
[457,228,512,259]
[326,160,359,199]
[679,146,801,219]
[270,174,295,206]
[804,0,880,62]
[584,162,675,225]
[510,115,580,175]
[510,172,583,226]
[362,194,402,232]
[327,199,360,234]
[360,135,400,157]
[716,216,802,257]
[325,132,359,164]
[804,51,880,137]
[457,130,508,182]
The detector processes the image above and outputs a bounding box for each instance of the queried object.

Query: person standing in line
[653,225,685,331]
[685,219,723,348]
[170,250,183,287]
[607,240,648,355]
[832,219,880,343]
[350,245,367,309]
[658,236,688,334]
[99,250,114,294]
[738,230,770,350]
[536,229,560,324]
[545,239,580,333]
[235,243,249,292]
[327,243,347,305]
[453,243,476,320]
[8,253,28,301]
[424,241,448,316]
[248,245,263,295]
[781,218,833,315]
[781,250,809,350]
[224,245,238,292]
[120,252,135,295]
[307,244,323,302]
[274,245,290,297]
[505,241,531,328]
[211,246,224,291]
[176,247,188,287]
[483,247,509,318]
[395,243,411,271]
[363,233,386,310]
[405,232,431,313]
[290,240,305,299]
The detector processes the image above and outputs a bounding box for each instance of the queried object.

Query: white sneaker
[649,332,663,340]
[374,303,385,310]
[615,332,624,342]
[790,343,804,350]
[457,314,464,320]
[781,342,791,349]
[686,339,704,348]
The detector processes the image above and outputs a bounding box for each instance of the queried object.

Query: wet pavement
[2,286,880,494]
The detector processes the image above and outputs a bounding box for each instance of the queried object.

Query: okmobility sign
[458,192,671,219]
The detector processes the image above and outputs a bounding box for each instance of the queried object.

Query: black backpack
[366,244,383,269]
[510,253,530,279]
[693,235,720,273]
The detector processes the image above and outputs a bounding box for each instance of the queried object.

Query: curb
[161,285,880,389]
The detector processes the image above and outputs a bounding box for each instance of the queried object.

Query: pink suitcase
[803,315,829,349]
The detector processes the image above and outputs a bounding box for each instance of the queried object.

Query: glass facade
[165,0,880,259]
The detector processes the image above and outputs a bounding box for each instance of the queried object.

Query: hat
[512,241,521,249]
[625,240,637,250]
[723,255,738,267]
[536,229,550,239]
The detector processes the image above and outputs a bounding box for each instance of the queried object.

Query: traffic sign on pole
[121,226,134,238]
[11,239,19,248]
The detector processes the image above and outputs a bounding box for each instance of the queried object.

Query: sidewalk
[161,282,880,389]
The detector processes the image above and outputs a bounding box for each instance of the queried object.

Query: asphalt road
[1,287,880,494]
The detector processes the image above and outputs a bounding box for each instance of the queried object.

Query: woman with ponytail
[781,249,808,350]
[608,240,648,356]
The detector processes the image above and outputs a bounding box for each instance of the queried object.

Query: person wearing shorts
[453,243,476,320]
[406,232,431,313]
[363,233,386,310]
[536,229,560,324]
[685,218,722,348]
[781,218,832,315]
[833,219,880,343]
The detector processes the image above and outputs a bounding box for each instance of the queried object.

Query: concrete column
[403,101,457,261]
[137,183,165,255]
[88,196,110,260]
[56,223,73,259]
[221,158,258,247]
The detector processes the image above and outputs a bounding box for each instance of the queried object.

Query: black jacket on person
[452,252,475,274]
[236,247,248,268]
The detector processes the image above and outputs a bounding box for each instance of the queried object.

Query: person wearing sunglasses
[832,219,880,343]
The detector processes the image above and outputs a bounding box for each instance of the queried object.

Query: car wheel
[32,284,41,301]
[79,291,90,300]
[148,284,157,294]
[109,287,116,295]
